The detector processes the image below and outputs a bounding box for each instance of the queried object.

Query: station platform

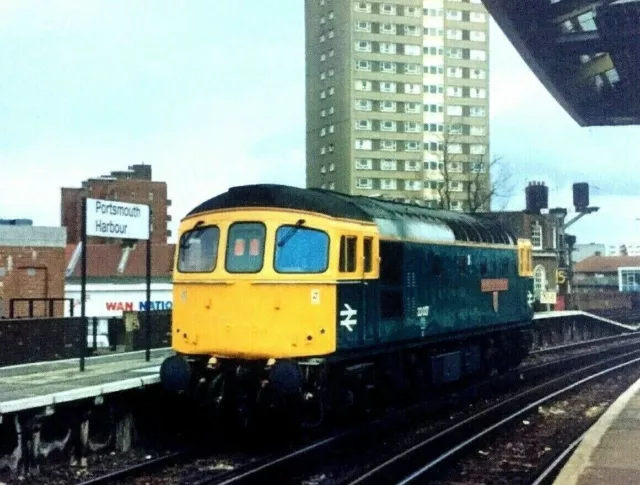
[553,376,640,484]
[0,348,173,415]
[534,310,639,332]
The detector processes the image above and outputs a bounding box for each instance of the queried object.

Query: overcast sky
[1,1,638,246]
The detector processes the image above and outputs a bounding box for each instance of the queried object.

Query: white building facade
[65,282,173,346]
[606,243,640,257]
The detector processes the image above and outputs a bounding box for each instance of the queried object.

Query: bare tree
[464,155,515,213]
[418,124,515,213]
[435,129,458,211]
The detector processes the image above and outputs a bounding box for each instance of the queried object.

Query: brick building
[65,242,176,283]
[0,225,67,318]
[573,255,640,311]
[479,211,561,303]
[61,164,171,245]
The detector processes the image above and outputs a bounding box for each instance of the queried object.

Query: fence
[8,297,74,319]
[0,311,172,367]
[99,310,172,352]
[0,317,84,366]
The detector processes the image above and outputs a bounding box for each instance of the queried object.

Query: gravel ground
[427,367,640,484]
[111,452,250,485]
[0,446,261,485]
[0,448,166,485]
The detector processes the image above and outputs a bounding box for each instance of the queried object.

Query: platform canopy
[484,0,640,126]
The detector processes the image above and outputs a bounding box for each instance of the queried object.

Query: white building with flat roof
[606,243,640,257]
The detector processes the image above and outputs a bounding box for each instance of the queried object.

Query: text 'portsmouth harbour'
[85,198,150,240]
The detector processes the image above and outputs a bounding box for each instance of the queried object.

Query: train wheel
[481,337,501,375]
[301,389,325,429]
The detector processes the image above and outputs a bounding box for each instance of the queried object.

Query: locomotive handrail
[172,280,236,285]
[251,280,337,285]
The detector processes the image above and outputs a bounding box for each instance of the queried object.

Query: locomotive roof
[186,184,516,245]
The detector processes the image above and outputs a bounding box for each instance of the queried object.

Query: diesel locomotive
[160,184,535,425]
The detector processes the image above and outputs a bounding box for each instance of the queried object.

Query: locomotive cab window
[177,225,219,273]
[226,222,266,273]
[339,236,357,272]
[275,226,330,273]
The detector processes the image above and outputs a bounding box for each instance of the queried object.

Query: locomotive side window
[177,226,220,273]
[432,254,443,276]
[457,255,468,274]
[364,237,373,273]
[274,226,330,273]
[380,241,403,318]
[339,236,357,272]
[226,222,266,273]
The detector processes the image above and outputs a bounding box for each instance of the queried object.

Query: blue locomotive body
[336,240,534,351]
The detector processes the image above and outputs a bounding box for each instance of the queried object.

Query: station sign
[85,198,150,240]
[540,291,557,305]
[556,269,567,285]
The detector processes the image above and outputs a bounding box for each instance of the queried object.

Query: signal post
[550,183,599,310]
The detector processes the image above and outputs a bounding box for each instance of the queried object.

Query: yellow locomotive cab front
[172,209,342,360]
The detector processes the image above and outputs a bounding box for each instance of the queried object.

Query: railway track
[339,351,640,485]
[528,434,584,485]
[530,331,640,356]
[63,335,640,485]
[74,451,188,485]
